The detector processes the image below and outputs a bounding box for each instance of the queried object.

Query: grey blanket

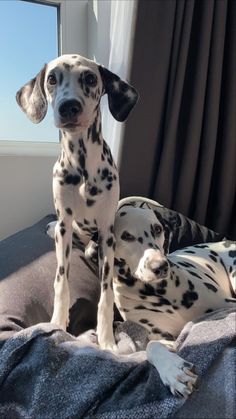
[0,309,235,419]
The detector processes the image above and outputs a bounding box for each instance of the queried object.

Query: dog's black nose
[152,261,169,277]
[59,100,82,120]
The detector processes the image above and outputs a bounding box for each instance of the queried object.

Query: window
[0,0,59,143]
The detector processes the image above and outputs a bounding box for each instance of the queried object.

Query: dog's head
[16,54,139,132]
[114,204,171,283]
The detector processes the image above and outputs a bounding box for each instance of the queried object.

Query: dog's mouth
[134,264,170,283]
[62,122,80,129]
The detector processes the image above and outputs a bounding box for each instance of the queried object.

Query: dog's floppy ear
[16,65,47,123]
[154,210,173,254]
[99,66,139,122]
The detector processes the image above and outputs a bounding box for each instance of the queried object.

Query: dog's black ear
[98,66,139,122]
[163,223,173,255]
[154,210,173,254]
[16,65,47,123]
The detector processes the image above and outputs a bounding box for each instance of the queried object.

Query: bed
[0,208,235,418]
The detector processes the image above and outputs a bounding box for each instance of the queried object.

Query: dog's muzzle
[149,260,169,278]
[58,99,83,125]
[134,249,169,282]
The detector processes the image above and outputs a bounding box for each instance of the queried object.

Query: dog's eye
[154,224,163,236]
[121,231,136,242]
[47,74,57,85]
[84,73,97,87]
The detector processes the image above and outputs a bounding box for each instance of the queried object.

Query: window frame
[0,0,89,157]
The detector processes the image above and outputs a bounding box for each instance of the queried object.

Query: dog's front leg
[51,216,72,330]
[96,225,117,350]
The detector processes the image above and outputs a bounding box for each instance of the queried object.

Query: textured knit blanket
[0,308,235,419]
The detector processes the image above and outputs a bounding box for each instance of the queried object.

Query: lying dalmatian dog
[16,54,138,350]
[112,197,236,397]
[47,196,236,397]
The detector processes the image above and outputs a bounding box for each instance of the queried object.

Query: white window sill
[0,140,60,157]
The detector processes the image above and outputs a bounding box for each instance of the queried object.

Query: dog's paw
[50,315,69,331]
[159,354,198,398]
[147,342,198,398]
[98,334,118,351]
[166,357,198,398]
[77,329,98,346]
[46,221,57,239]
[85,240,98,265]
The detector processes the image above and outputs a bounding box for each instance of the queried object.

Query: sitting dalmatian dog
[47,197,236,397]
[16,54,138,350]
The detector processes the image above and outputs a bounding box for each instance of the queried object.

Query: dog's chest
[113,274,185,337]
[53,138,119,225]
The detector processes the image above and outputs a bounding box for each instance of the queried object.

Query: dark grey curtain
[119,0,236,239]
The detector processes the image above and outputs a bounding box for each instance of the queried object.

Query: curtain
[100,0,137,163]
[119,0,236,238]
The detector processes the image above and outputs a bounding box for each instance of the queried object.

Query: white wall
[0,155,56,240]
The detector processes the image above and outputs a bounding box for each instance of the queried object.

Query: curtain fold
[100,0,137,163]
[120,0,235,238]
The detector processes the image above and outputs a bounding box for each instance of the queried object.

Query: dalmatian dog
[111,197,236,397]
[47,196,236,397]
[16,54,139,350]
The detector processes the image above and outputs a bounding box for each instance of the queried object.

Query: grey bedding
[0,213,234,419]
[0,309,235,419]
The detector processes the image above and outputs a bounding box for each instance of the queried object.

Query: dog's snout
[150,261,169,277]
[59,100,82,120]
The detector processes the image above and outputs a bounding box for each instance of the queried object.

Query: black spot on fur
[117,275,136,287]
[59,72,64,85]
[135,305,146,310]
[181,290,198,308]
[139,319,148,324]
[204,282,218,292]
[151,327,162,335]
[86,199,95,206]
[175,277,180,287]
[138,237,143,244]
[209,255,217,263]
[60,227,66,236]
[66,207,73,215]
[114,258,126,268]
[59,266,65,275]
[188,280,195,290]
[187,270,203,279]
[103,262,110,279]
[106,237,114,247]
[205,263,216,273]
[66,245,70,258]
[121,231,136,242]
[120,211,127,217]
[139,283,155,297]
[161,332,174,340]
[89,186,99,196]
[101,168,109,179]
[79,153,85,169]
[106,183,113,190]
[65,174,81,185]
[69,141,74,153]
